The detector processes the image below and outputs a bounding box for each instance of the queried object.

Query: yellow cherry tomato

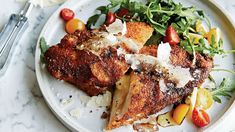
[196,21,207,35]
[205,28,221,47]
[189,33,203,44]
[195,88,213,110]
[65,18,85,34]
[173,104,190,125]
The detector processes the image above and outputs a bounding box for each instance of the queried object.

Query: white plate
[35,0,235,132]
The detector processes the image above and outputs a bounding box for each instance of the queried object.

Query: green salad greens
[87,0,227,57]
[39,37,49,63]
[211,78,235,103]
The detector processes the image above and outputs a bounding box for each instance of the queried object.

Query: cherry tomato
[65,19,85,34]
[60,8,75,21]
[163,25,181,45]
[105,12,116,25]
[117,8,129,18]
[192,108,210,128]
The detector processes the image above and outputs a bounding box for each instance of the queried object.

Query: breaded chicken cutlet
[44,21,213,130]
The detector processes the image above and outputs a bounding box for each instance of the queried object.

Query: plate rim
[35,0,235,132]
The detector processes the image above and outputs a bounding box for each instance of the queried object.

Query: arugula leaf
[86,14,101,29]
[211,78,235,103]
[40,37,49,54]
[86,0,230,57]
[181,37,225,57]
[40,37,49,63]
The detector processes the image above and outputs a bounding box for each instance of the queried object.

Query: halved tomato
[105,12,116,25]
[192,108,210,128]
[163,25,181,45]
[117,8,129,18]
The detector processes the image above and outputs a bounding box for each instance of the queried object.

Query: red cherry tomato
[60,8,75,21]
[192,108,210,128]
[105,12,116,25]
[117,8,129,18]
[163,25,180,45]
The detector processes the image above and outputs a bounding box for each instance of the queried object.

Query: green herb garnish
[39,37,49,63]
[211,78,235,103]
[88,0,204,34]
[87,0,229,56]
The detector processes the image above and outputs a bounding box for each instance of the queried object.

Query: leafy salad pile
[86,0,235,103]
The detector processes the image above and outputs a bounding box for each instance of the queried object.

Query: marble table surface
[0,0,235,132]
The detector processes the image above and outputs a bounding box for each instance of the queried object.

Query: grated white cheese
[157,42,171,66]
[116,47,126,56]
[117,36,142,53]
[168,65,193,88]
[125,54,159,70]
[106,19,127,35]
[69,108,83,118]
[125,43,194,89]
[60,98,73,107]
[86,91,112,107]
[157,43,194,88]
[159,79,168,93]
[79,94,91,104]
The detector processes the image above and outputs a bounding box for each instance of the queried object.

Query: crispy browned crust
[44,22,153,96]
[107,45,213,130]
[125,22,154,46]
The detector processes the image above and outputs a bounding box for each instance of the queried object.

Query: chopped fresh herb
[40,37,49,63]
[211,78,235,103]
